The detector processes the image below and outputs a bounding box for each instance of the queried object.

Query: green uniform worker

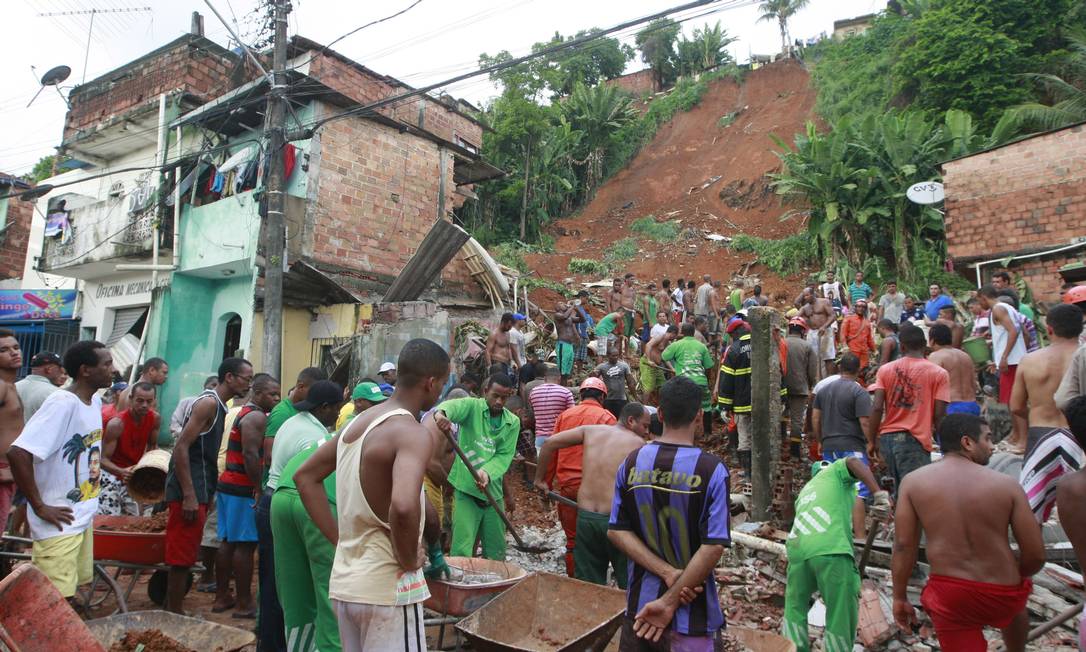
[594,311,621,356]
[661,327,714,409]
[433,378,519,561]
[271,438,340,652]
[782,458,889,652]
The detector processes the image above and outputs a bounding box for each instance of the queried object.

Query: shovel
[439,428,553,554]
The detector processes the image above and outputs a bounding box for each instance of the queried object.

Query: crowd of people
[0,264,1084,651]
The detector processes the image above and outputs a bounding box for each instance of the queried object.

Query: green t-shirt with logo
[595,314,618,338]
[786,459,857,562]
[661,337,713,386]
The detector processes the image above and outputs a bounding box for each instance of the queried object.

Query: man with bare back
[893,414,1044,652]
[682,281,696,326]
[654,282,671,327]
[800,292,837,377]
[534,402,651,588]
[0,328,24,534]
[1012,304,1083,456]
[608,278,624,315]
[928,323,980,418]
[295,338,450,652]
[485,313,517,376]
[641,326,678,405]
[554,302,583,385]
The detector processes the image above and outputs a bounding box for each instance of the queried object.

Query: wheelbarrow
[456,572,626,652]
[0,564,105,652]
[86,610,256,652]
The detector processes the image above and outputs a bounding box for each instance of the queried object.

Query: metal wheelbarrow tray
[455,572,626,652]
[86,610,256,652]
[93,515,166,565]
[424,556,528,617]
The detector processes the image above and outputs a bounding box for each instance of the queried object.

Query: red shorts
[921,574,1031,651]
[998,365,1018,404]
[165,501,208,567]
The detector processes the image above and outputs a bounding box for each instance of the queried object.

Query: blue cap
[512,313,526,321]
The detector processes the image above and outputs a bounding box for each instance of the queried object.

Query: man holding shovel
[432,373,519,561]
[533,402,651,589]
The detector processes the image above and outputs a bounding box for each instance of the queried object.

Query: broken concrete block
[857,579,897,648]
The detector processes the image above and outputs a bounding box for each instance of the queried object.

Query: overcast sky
[0,0,884,175]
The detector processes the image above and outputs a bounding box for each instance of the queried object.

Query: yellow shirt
[336,403,355,432]
[218,401,243,474]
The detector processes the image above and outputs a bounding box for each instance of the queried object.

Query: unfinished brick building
[0,174,33,281]
[943,121,1086,304]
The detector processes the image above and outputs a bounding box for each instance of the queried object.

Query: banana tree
[562,82,638,199]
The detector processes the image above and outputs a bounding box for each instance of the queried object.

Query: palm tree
[1004,29,1086,131]
[758,0,810,55]
[62,433,88,502]
[561,83,638,198]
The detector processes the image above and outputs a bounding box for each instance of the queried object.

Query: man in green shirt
[782,458,889,652]
[431,373,519,560]
[661,323,714,410]
[593,311,623,357]
[263,367,328,483]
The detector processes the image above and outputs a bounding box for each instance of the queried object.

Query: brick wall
[306,110,483,301]
[64,36,241,140]
[944,123,1086,261]
[999,251,1081,305]
[0,193,32,280]
[307,53,483,149]
[603,69,659,96]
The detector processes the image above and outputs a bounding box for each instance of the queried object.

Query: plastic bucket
[127,449,170,503]
[962,336,991,365]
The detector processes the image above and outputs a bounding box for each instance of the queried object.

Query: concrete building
[25,19,504,439]
[832,14,876,40]
[943,121,1086,304]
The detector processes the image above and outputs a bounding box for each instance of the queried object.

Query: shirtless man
[607,278,624,315]
[800,292,837,377]
[928,324,979,417]
[709,281,723,336]
[0,329,25,533]
[294,339,449,650]
[927,305,965,348]
[893,413,1044,652]
[1011,304,1083,456]
[485,312,517,376]
[654,282,671,325]
[640,326,678,405]
[682,281,696,324]
[553,302,583,385]
[534,403,651,588]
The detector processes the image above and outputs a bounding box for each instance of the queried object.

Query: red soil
[526,60,817,309]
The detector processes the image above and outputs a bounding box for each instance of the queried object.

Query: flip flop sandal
[211,602,236,613]
[196,582,217,593]
[232,610,257,619]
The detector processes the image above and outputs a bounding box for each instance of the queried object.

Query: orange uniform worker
[545,377,615,576]
[840,299,876,370]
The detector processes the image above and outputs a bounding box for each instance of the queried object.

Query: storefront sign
[94,277,171,299]
[0,289,78,321]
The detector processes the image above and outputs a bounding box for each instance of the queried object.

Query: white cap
[379,362,396,373]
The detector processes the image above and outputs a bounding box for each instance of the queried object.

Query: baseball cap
[351,381,387,403]
[512,312,526,321]
[30,352,62,367]
[293,380,344,411]
[579,377,608,397]
[378,362,396,374]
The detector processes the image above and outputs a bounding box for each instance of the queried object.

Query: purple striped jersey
[608,441,731,636]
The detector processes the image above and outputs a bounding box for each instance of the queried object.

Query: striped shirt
[528,383,574,439]
[1020,428,1084,523]
[609,442,731,636]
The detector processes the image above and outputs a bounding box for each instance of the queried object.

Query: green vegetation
[630,216,680,242]
[731,233,817,275]
[604,238,640,267]
[567,258,610,275]
[758,0,810,55]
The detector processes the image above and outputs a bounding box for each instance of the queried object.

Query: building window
[223,314,242,361]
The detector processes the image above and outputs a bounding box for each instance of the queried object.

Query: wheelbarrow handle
[438,426,529,549]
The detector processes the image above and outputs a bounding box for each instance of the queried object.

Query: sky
[0,0,885,175]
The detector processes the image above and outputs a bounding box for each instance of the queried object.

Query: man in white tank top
[294,339,451,652]
[979,286,1028,447]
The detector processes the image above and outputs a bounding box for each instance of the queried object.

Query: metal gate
[5,320,82,378]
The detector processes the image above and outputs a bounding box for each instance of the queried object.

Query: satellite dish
[27,65,72,108]
[906,181,945,205]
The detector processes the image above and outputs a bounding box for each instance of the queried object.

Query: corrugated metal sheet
[381,220,471,302]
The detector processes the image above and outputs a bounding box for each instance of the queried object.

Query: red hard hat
[579,376,608,397]
[788,316,809,330]
[1064,284,1086,305]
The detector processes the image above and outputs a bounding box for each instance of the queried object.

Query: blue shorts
[946,401,981,416]
[216,492,258,543]
[822,449,872,499]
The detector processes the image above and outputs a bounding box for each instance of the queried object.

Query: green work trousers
[450,489,506,561]
[271,490,341,652]
[573,509,627,589]
[782,554,859,652]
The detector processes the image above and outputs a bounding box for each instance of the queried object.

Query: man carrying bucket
[98,382,160,516]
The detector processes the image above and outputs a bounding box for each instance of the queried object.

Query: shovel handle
[545,490,579,509]
[438,425,528,549]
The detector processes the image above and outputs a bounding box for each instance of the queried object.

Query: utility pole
[749,306,774,520]
[262,0,289,378]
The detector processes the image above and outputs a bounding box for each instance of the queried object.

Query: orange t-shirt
[548,399,616,490]
[841,315,875,354]
[873,356,950,451]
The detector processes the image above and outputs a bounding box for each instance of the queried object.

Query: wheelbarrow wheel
[76,563,129,615]
[148,568,193,606]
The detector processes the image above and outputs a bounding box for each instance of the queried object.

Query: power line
[284,0,427,74]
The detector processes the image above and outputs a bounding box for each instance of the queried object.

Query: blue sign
[0,289,77,321]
